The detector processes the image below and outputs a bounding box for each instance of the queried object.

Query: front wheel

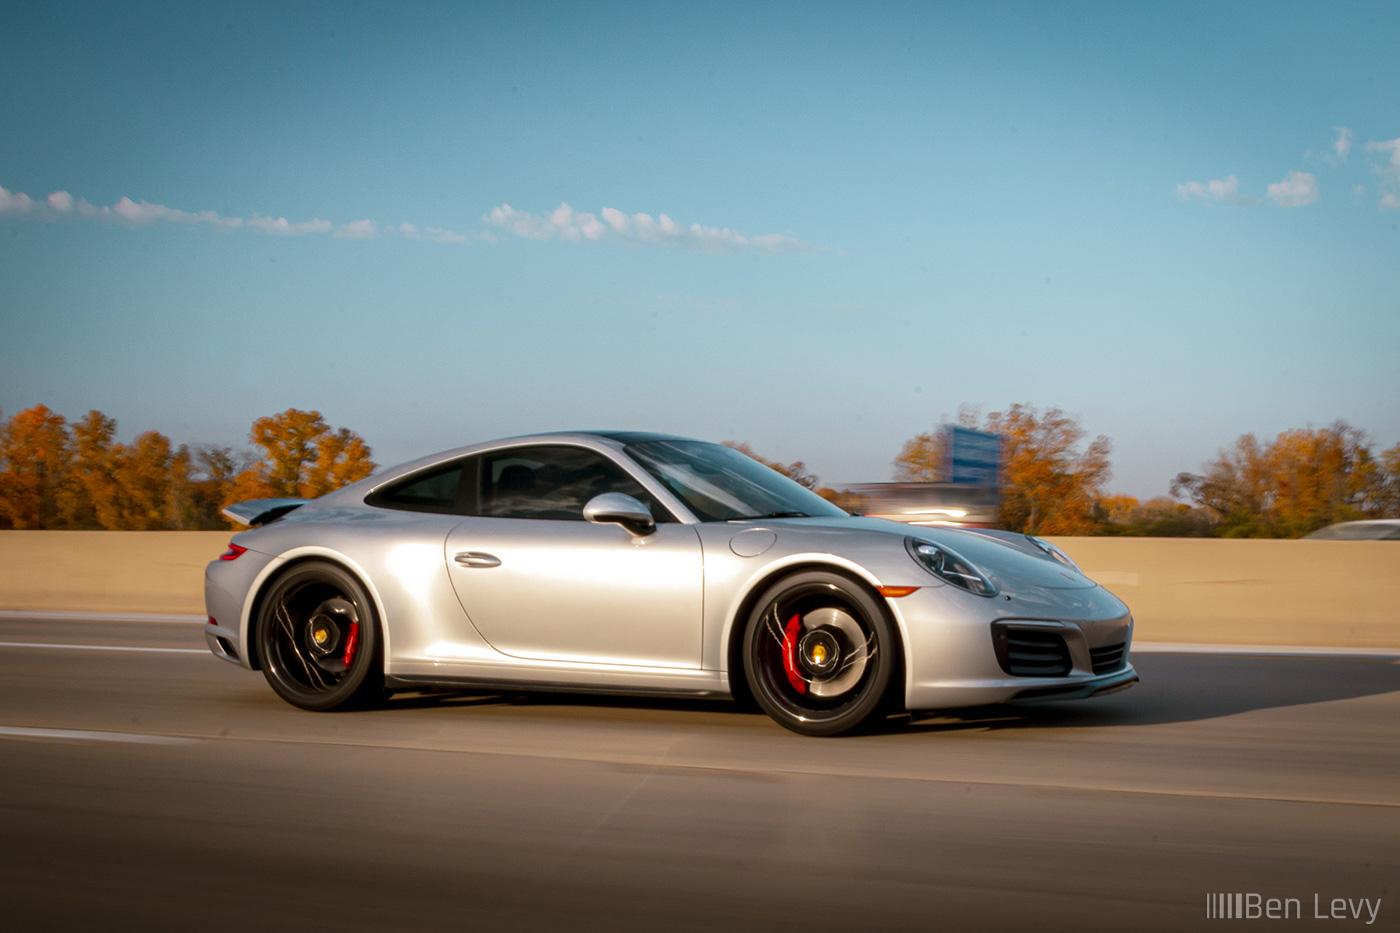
[256,561,384,711]
[743,571,899,736]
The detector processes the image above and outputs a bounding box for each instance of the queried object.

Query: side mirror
[583,493,656,537]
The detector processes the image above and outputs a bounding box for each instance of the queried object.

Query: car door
[444,444,704,669]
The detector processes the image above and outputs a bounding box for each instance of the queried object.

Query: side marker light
[877,586,920,598]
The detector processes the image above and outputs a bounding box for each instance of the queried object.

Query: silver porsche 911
[204,432,1138,735]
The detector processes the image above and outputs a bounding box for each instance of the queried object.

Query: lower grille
[994,627,1071,677]
[1090,642,1126,674]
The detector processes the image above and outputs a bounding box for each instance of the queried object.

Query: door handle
[454,551,501,568]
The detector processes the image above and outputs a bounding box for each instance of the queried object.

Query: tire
[256,561,385,711]
[742,571,899,736]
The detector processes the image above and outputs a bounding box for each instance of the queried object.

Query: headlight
[1027,536,1082,573]
[906,538,997,597]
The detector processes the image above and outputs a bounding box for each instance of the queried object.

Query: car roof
[540,430,696,444]
[350,430,703,497]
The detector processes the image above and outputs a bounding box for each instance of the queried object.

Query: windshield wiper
[734,510,811,520]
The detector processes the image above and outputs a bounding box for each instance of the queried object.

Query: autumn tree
[892,431,949,482]
[893,405,979,482]
[109,431,178,529]
[177,445,258,529]
[723,441,866,512]
[895,404,1111,534]
[1380,443,1400,517]
[229,409,376,505]
[1173,422,1386,537]
[723,441,818,489]
[0,404,79,528]
[1097,493,1140,526]
[1095,495,1216,537]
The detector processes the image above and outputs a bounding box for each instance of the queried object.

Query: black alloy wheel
[743,571,898,736]
[256,561,384,711]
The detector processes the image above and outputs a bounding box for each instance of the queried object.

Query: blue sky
[2,0,1397,498]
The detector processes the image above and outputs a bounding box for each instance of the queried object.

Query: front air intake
[992,625,1072,677]
[1090,642,1126,674]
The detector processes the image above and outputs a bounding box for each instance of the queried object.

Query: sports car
[203,432,1138,735]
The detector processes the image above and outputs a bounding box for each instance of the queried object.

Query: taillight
[219,543,247,561]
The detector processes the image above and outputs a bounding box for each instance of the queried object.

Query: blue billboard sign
[944,425,1001,485]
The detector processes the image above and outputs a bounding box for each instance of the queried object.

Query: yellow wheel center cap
[811,645,827,664]
[313,627,328,645]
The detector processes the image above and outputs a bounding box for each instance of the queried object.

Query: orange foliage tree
[69,410,181,529]
[1094,495,1216,537]
[723,441,865,512]
[1381,443,1400,517]
[0,404,78,528]
[895,404,1111,534]
[228,408,376,505]
[892,430,949,482]
[0,405,376,529]
[1173,422,1387,537]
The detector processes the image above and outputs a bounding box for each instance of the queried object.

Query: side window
[478,445,670,522]
[366,459,472,514]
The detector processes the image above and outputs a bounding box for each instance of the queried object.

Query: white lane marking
[0,725,196,744]
[0,610,205,623]
[1133,641,1400,660]
[0,641,208,655]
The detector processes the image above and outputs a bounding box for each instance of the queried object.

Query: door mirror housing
[583,493,656,537]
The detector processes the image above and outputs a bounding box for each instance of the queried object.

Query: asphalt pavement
[1,617,1396,931]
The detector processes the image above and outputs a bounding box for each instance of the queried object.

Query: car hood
[748,515,1098,591]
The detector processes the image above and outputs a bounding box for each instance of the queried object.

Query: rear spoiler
[221,498,312,527]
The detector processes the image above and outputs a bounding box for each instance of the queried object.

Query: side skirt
[385,673,732,700]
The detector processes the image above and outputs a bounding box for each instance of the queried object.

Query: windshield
[625,440,849,522]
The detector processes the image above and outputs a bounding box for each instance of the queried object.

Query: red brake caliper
[781,613,806,694]
[342,621,359,670]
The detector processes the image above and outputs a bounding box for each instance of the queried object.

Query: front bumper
[888,584,1138,712]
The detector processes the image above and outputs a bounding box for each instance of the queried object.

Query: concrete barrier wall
[0,531,229,616]
[1044,537,1400,648]
[1,531,1397,647]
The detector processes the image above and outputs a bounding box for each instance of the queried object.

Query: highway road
[1,616,1397,931]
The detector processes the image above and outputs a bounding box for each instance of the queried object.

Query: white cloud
[1175,175,1248,205]
[397,222,475,244]
[246,214,334,236]
[1366,137,1400,210]
[111,196,209,226]
[334,219,377,239]
[0,185,38,215]
[1331,127,1353,163]
[484,201,814,254]
[1369,137,1400,170]
[1,184,810,255]
[1267,171,1318,207]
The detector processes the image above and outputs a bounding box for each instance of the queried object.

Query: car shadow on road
[901,653,1400,734]
[380,653,1400,734]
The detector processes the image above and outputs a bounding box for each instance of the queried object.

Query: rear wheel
[743,571,898,736]
[256,561,384,711]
